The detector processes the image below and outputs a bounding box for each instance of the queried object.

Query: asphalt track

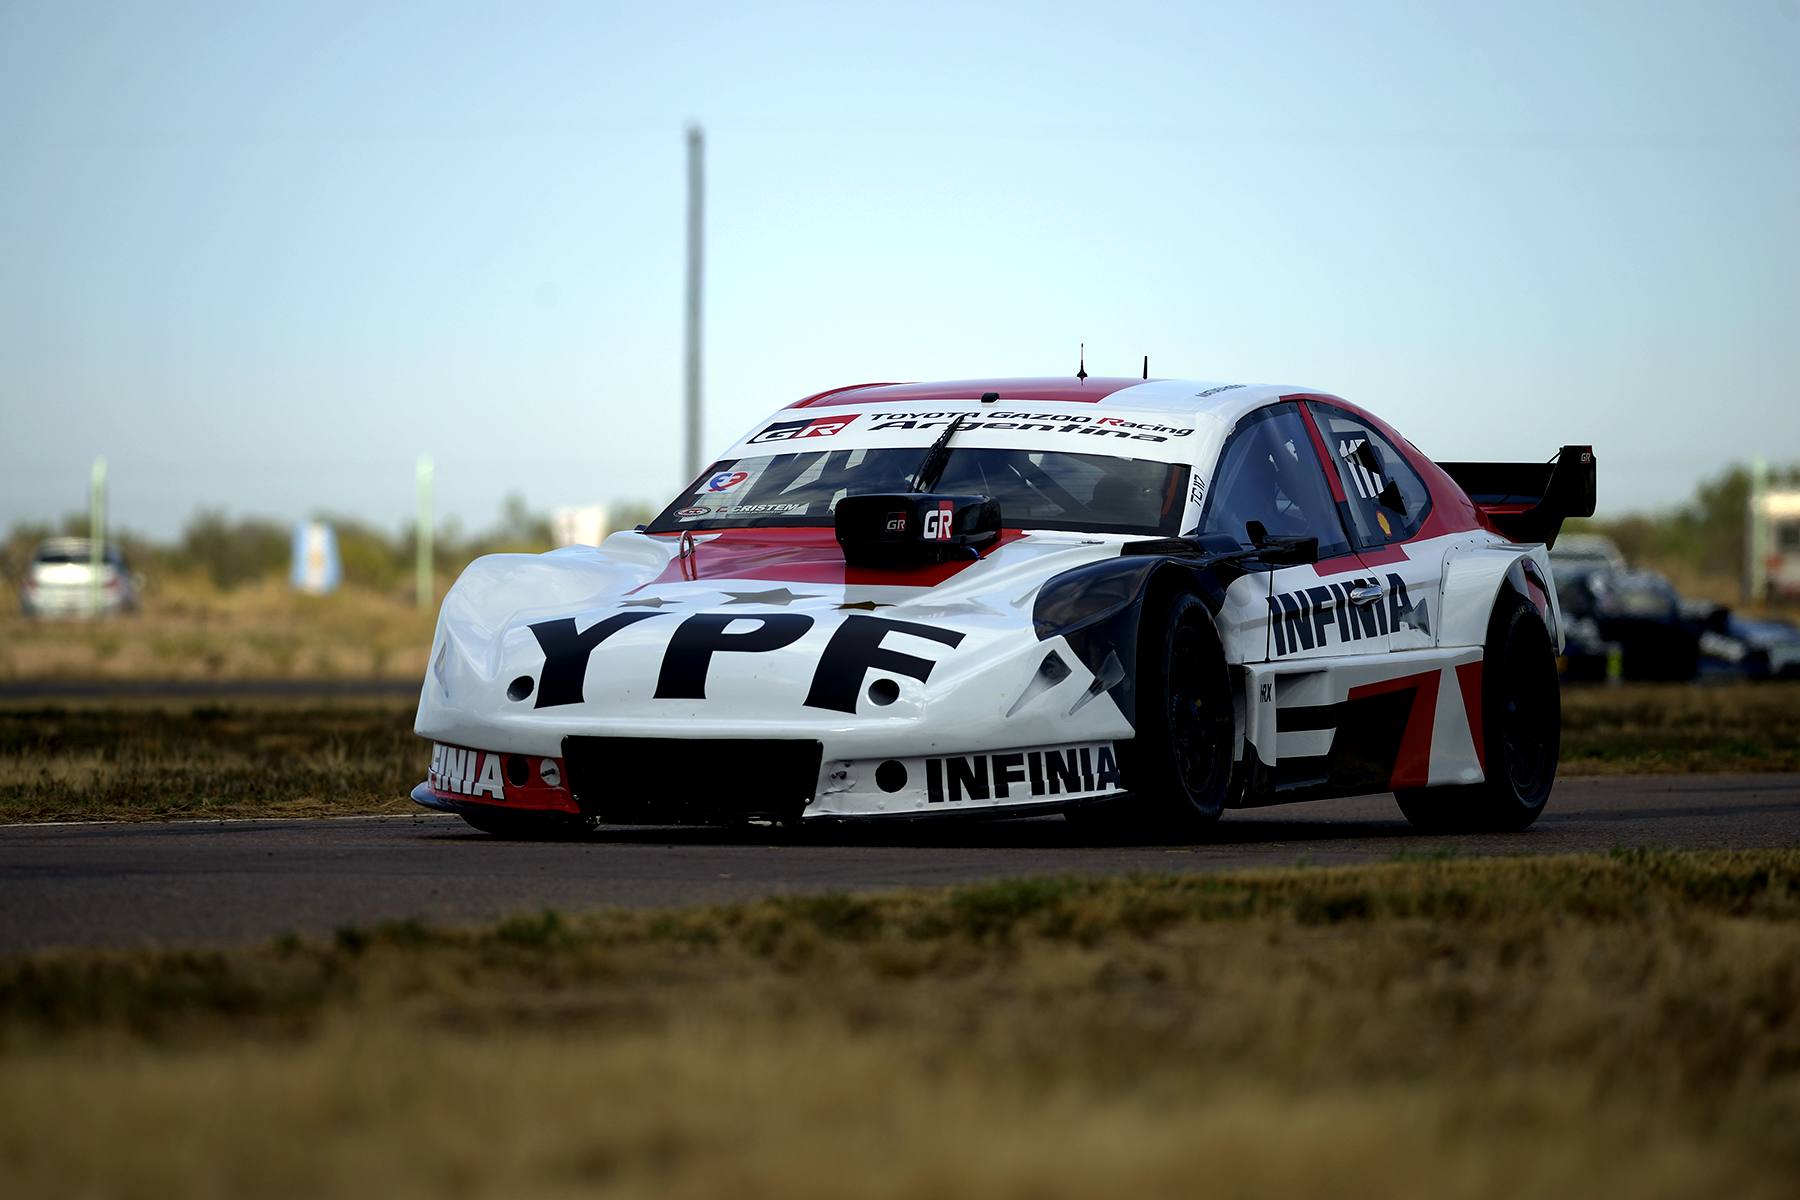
[2,773,1797,952]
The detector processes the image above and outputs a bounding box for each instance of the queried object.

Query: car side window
[1309,403,1432,548]
[1200,404,1351,558]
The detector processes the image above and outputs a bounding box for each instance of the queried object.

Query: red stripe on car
[1455,661,1485,773]
[1347,669,1442,790]
[788,377,1145,408]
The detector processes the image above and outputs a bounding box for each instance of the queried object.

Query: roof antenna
[1076,343,1088,381]
[1142,355,1149,380]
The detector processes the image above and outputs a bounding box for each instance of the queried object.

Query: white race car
[412,376,1594,836]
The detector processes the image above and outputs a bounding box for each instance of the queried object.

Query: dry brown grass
[2,853,1797,1198]
[0,573,435,681]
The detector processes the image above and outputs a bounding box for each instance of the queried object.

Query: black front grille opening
[561,736,823,825]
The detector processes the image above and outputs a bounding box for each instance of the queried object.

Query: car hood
[415,527,1137,757]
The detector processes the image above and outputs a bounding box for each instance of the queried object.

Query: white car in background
[18,538,139,618]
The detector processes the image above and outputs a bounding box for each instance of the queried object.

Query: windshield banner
[722,405,1227,466]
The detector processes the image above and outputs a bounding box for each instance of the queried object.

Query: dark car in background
[1699,612,1800,680]
[1549,551,1621,682]
[17,538,139,618]
[1555,566,1701,681]
[1548,532,1626,578]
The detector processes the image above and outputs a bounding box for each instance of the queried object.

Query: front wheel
[1075,591,1233,834]
[1395,592,1560,832]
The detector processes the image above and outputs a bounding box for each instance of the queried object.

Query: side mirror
[1245,521,1318,566]
[835,493,1002,568]
[1256,535,1319,566]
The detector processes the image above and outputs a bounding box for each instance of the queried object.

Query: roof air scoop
[835,494,1002,568]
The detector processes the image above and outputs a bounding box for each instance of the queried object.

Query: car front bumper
[411,730,1130,824]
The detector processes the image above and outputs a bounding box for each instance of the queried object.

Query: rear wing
[1437,445,1596,549]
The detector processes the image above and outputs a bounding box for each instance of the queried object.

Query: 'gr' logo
[921,501,954,541]
[747,415,855,444]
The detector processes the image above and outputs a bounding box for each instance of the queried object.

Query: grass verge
[2,851,1798,1197]
[1562,681,1800,773]
[3,682,1797,824]
[0,700,420,822]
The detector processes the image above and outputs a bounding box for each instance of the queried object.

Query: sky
[2,0,1796,539]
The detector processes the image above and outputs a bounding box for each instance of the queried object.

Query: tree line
[2,493,659,593]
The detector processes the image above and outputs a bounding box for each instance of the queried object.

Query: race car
[412,376,1595,836]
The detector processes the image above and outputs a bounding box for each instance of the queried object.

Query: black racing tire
[1395,592,1560,833]
[457,807,595,839]
[1070,591,1233,835]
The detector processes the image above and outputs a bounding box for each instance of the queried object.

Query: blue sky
[2,0,1796,538]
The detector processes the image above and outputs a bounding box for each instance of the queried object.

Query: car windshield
[648,447,1189,537]
[33,545,124,566]
[1599,573,1678,617]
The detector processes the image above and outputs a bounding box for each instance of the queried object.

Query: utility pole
[684,123,705,484]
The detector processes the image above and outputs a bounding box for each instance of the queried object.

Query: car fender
[1031,553,1244,738]
[1437,543,1563,651]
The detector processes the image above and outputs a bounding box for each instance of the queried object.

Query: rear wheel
[1072,591,1233,834]
[1395,592,1559,832]
[457,807,594,839]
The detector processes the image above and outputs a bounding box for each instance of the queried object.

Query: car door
[1196,402,1363,666]
[1302,400,1443,654]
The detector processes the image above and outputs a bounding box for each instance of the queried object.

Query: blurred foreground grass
[0,682,1795,824]
[2,851,1798,1198]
